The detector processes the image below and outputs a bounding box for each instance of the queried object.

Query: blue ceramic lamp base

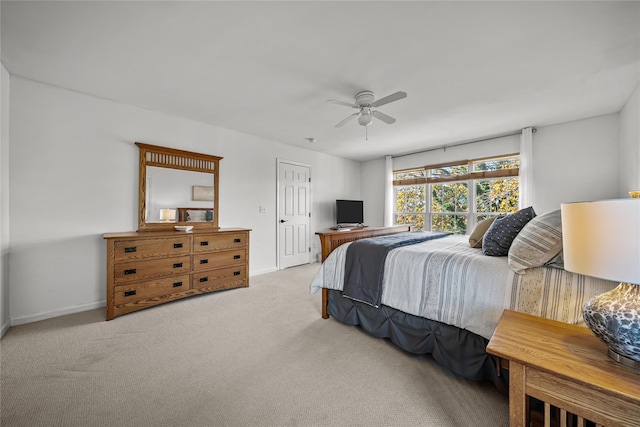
[583,282,640,369]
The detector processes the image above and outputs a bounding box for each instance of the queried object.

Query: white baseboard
[10,300,106,326]
[0,319,10,338]
[250,267,278,276]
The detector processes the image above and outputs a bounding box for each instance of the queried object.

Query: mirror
[136,142,221,231]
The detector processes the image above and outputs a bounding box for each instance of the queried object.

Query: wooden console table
[487,310,640,427]
[315,225,411,318]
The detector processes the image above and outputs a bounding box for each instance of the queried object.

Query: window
[394,155,520,234]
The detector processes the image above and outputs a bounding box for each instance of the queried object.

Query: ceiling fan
[329,90,407,130]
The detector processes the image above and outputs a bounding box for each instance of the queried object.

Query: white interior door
[278,160,311,269]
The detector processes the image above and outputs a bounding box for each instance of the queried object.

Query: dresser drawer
[192,249,246,271]
[114,237,191,261]
[114,274,191,305]
[193,233,248,252]
[192,265,247,290]
[114,255,191,283]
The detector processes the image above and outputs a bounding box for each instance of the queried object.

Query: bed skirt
[327,289,508,390]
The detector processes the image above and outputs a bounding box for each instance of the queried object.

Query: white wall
[531,114,620,213]
[619,84,640,196]
[361,114,622,221]
[391,134,521,172]
[0,63,9,336]
[310,155,361,248]
[360,157,386,226]
[8,77,360,324]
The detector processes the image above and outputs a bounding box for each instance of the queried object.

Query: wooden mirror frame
[136,142,222,232]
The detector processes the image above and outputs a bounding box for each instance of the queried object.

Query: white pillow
[508,209,563,273]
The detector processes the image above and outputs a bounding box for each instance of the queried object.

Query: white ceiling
[2,1,639,162]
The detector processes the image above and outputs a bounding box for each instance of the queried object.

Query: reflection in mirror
[136,142,221,232]
[146,167,214,223]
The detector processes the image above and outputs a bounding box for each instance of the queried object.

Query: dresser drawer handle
[234,238,241,243]
[200,259,209,264]
[124,268,137,275]
[200,241,209,246]
[199,277,208,283]
[124,290,137,297]
[233,255,241,260]
[173,243,183,249]
[173,281,183,288]
[173,262,183,268]
[233,271,241,276]
[124,247,137,253]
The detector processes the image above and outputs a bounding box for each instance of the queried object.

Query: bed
[309,210,617,388]
[176,207,214,222]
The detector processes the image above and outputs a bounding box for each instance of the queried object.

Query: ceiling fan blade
[328,99,358,108]
[371,91,407,108]
[372,110,396,124]
[335,113,359,128]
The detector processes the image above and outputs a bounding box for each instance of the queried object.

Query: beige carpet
[0,263,508,427]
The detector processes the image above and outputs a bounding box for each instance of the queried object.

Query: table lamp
[561,198,640,369]
[159,208,176,222]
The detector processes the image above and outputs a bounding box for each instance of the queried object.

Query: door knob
[280,219,288,223]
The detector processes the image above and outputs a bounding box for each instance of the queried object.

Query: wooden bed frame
[315,225,412,318]
[176,207,213,222]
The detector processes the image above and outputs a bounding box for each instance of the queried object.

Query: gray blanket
[342,231,452,307]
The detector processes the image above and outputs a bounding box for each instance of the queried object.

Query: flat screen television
[336,199,364,225]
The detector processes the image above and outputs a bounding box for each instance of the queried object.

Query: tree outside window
[394,155,520,233]
[395,185,426,230]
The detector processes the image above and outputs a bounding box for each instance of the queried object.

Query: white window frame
[393,155,520,234]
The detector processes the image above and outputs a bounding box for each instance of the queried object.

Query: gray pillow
[508,209,563,273]
[482,207,536,256]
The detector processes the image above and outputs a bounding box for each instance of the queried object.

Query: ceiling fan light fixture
[358,113,373,127]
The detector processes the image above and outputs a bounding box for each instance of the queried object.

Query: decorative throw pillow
[468,216,499,248]
[482,207,536,256]
[508,209,563,273]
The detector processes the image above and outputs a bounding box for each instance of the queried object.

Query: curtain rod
[391,127,536,159]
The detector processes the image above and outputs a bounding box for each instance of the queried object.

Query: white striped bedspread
[310,235,617,340]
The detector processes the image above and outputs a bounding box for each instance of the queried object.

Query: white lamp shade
[160,208,176,221]
[561,199,640,284]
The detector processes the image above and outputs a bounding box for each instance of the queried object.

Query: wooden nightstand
[487,310,640,427]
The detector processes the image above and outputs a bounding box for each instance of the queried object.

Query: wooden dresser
[103,228,250,320]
